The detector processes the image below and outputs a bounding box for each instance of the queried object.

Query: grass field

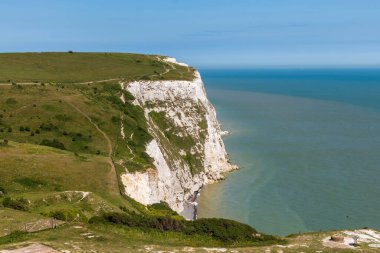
[0,53,283,250]
[0,52,194,83]
[0,81,153,172]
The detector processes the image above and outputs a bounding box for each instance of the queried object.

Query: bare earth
[0,244,59,253]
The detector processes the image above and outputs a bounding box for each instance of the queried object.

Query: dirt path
[0,79,121,86]
[73,78,121,85]
[0,244,59,253]
[63,100,120,195]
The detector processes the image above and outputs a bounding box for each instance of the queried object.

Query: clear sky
[1,0,380,68]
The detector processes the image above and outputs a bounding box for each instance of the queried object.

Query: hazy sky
[1,0,380,67]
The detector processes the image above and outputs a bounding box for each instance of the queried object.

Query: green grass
[0,142,125,206]
[0,52,194,83]
[0,82,153,170]
[0,208,48,237]
[1,223,376,252]
[0,231,28,246]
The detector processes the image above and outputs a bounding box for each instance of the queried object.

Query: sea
[197,68,380,236]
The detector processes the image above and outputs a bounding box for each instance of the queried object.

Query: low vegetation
[89,211,281,246]
[0,52,284,251]
[149,110,206,175]
[0,52,194,83]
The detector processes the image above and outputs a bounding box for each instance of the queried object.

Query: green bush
[90,212,182,232]
[147,202,178,216]
[89,212,279,245]
[183,218,259,242]
[40,139,65,150]
[15,177,46,188]
[39,122,58,131]
[5,98,18,105]
[0,185,5,195]
[50,209,79,221]
[2,197,29,211]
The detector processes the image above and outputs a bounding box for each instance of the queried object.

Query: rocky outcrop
[120,59,235,219]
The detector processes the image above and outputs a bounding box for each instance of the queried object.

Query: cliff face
[120,62,235,219]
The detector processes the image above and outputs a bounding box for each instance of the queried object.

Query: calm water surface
[197,69,380,236]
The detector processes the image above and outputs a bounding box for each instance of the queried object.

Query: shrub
[50,209,78,221]
[7,127,12,132]
[5,98,17,105]
[148,202,178,216]
[111,116,119,122]
[40,139,65,150]
[89,212,279,245]
[19,126,25,131]
[90,212,182,232]
[0,186,5,195]
[15,177,46,188]
[183,218,258,242]
[2,197,29,211]
[40,122,57,131]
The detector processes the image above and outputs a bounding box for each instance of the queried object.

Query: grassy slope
[0,81,152,171]
[0,52,194,83]
[0,53,283,250]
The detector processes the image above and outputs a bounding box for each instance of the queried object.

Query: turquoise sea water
[197,69,380,236]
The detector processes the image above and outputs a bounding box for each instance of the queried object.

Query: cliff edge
[120,59,236,219]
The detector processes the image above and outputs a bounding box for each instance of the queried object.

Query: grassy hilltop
[0,52,194,83]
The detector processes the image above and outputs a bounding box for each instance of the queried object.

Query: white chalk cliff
[120,59,235,219]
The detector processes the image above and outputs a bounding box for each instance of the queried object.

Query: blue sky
[1,0,380,67]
